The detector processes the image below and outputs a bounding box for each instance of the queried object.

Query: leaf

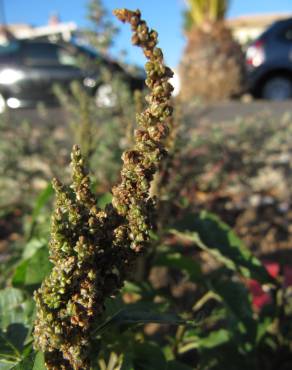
[197,329,230,349]
[0,329,20,364]
[32,352,46,370]
[5,325,28,353]
[22,239,47,260]
[199,341,257,370]
[95,306,192,335]
[122,281,143,295]
[132,343,167,370]
[167,360,195,370]
[3,352,44,370]
[112,309,190,326]
[121,353,135,370]
[154,251,202,282]
[97,192,112,209]
[12,247,52,291]
[0,321,32,367]
[11,353,36,369]
[0,362,16,370]
[103,294,125,319]
[176,327,230,355]
[256,316,273,343]
[27,183,54,238]
[211,278,253,321]
[172,211,273,284]
[122,281,156,300]
[209,276,257,343]
[0,289,33,330]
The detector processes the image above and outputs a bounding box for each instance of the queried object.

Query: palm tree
[179,0,244,102]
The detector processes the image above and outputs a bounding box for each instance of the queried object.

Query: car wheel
[261,76,292,101]
[95,84,118,108]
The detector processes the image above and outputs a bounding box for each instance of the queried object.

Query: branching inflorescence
[33,8,174,370]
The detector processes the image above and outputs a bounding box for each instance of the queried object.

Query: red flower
[248,262,280,310]
[248,279,271,310]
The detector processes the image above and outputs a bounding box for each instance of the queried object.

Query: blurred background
[0,1,291,368]
[0,0,291,298]
[1,0,290,246]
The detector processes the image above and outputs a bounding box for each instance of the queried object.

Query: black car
[0,38,145,111]
[246,17,292,100]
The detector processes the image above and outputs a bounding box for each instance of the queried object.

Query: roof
[227,13,292,29]
[5,22,77,41]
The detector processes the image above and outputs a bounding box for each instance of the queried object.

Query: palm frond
[184,0,230,29]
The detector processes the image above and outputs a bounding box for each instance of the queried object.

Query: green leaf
[155,251,202,282]
[32,352,45,370]
[175,327,230,354]
[0,321,33,367]
[199,341,257,370]
[121,353,135,370]
[12,247,52,291]
[97,192,112,209]
[122,281,143,295]
[122,281,156,300]
[5,325,28,354]
[22,239,47,260]
[4,352,43,370]
[95,307,192,334]
[167,360,195,370]
[132,343,167,370]
[0,329,20,364]
[197,329,230,349]
[256,316,273,343]
[209,277,257,343]
[0,289,33,330]
[211,278,253,321]
[27,183,54,238]
[11,353,36,369]
[0,362,16,370]
[172,211,273,284]
[112,309,190,326]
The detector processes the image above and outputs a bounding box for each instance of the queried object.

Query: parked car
[0,38,145,111]
[246,17,292,100]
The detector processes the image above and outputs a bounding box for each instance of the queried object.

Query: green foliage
[12,246,52,292]
[1,190,291,369]
[184,0,229,31]
[0,3,291,370]
[83,0,118,53]
[0,288,34,369]
[172,211,273,284]
[26,183,54,240]
[54,72,139,191]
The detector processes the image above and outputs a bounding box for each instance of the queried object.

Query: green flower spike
[34,8,174,370]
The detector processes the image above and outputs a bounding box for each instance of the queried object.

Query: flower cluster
[112,9,174,253]
[34,8,174,370]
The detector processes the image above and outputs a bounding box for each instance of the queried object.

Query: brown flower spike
[33,8,174,370]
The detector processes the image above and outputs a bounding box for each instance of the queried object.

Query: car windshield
[0,40,20,55]
[68,40,99,60]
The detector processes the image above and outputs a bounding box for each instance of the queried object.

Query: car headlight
[0,69,24,85]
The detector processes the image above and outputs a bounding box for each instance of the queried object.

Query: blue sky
[3,0,292,67]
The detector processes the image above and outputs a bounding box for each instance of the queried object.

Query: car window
[277,21,292,42]
[0,40,20,55]
[57,47,79,67]
[284,27,292,41]
[22,43,59,66]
